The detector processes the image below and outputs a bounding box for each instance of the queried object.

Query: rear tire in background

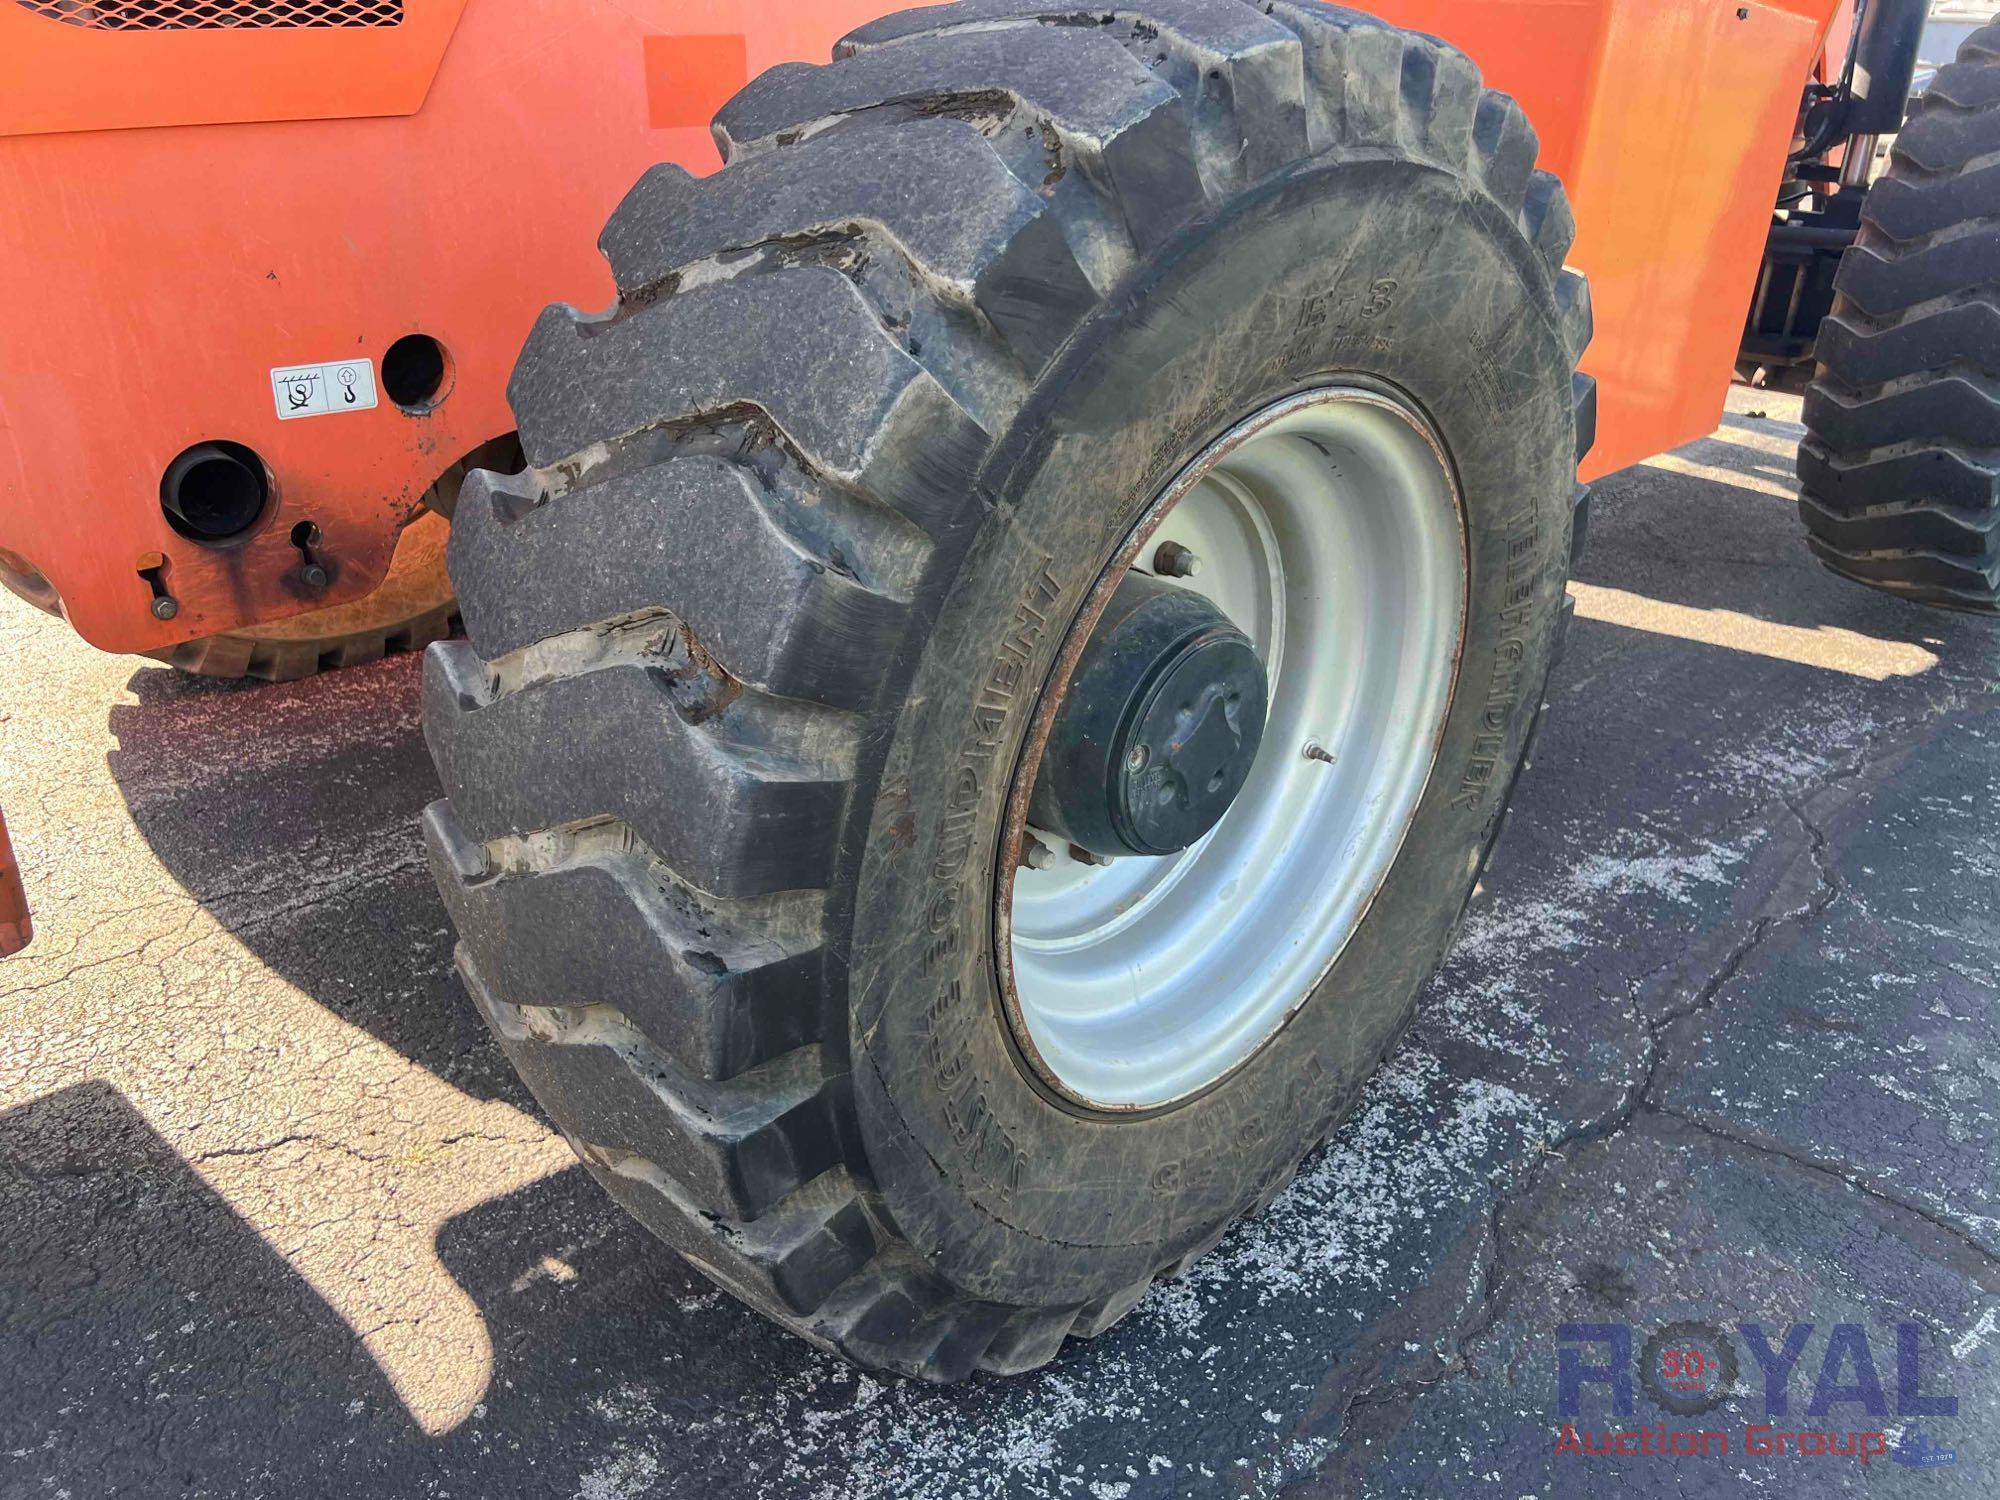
[423,0,1591,1379]
[1799,22,2000,612]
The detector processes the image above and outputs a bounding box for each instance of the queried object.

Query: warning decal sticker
[271,359,379,421]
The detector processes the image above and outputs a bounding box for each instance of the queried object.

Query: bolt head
[150,596,179,622]
[1126,744,1150,773]
[301,563,330,591]
[1153,541,1202,579]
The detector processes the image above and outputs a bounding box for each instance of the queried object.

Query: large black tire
[1800,22,2000,611]
[423,0,1591,1380]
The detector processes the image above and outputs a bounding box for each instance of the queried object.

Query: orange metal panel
[0,0,888,655]
[646,33,752,129]
[0,0,472,138]
[0,0,1846,657]
[1370,0,1843,480]
[1376,0,1840,478]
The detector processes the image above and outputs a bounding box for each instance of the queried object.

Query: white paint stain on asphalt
[561,1051,1547,1500]
[1437,827,1748,1057]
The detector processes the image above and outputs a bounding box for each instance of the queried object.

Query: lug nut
[150,596,179,622]
[1303,741,1337,765]
[1023,838,1057,871]
[301,562,330,591]
[1069,844,1112,868]
[1153,541,1202,579]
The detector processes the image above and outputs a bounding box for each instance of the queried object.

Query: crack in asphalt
[0,836,428,1003]
[178,1127,537,1168]
[1,907,210,999]
[1646,1105,2000,1278]
[1306,658,1988,1477]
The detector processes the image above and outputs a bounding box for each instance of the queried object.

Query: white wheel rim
[1000,386,1467,1111]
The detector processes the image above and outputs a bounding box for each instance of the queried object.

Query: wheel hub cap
[1029,572,1269,860]
[1000,385,1468,1112]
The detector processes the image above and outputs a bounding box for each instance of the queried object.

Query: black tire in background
[423,0,1592,1380]
[1800,21,2000,611]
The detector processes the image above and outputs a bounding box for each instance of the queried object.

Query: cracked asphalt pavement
[2,387,1997,1498]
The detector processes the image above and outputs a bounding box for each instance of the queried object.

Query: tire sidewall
[847,156,1576,1307]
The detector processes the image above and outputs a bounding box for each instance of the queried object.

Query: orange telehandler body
[0,0,1851,950]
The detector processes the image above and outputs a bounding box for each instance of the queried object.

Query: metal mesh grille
[15,0,401,29]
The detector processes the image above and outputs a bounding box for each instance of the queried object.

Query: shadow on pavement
[0,1078,844,1497]
[102,654,527,1108]
[0,1081,406,1490]
[1577,428,1993,655]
